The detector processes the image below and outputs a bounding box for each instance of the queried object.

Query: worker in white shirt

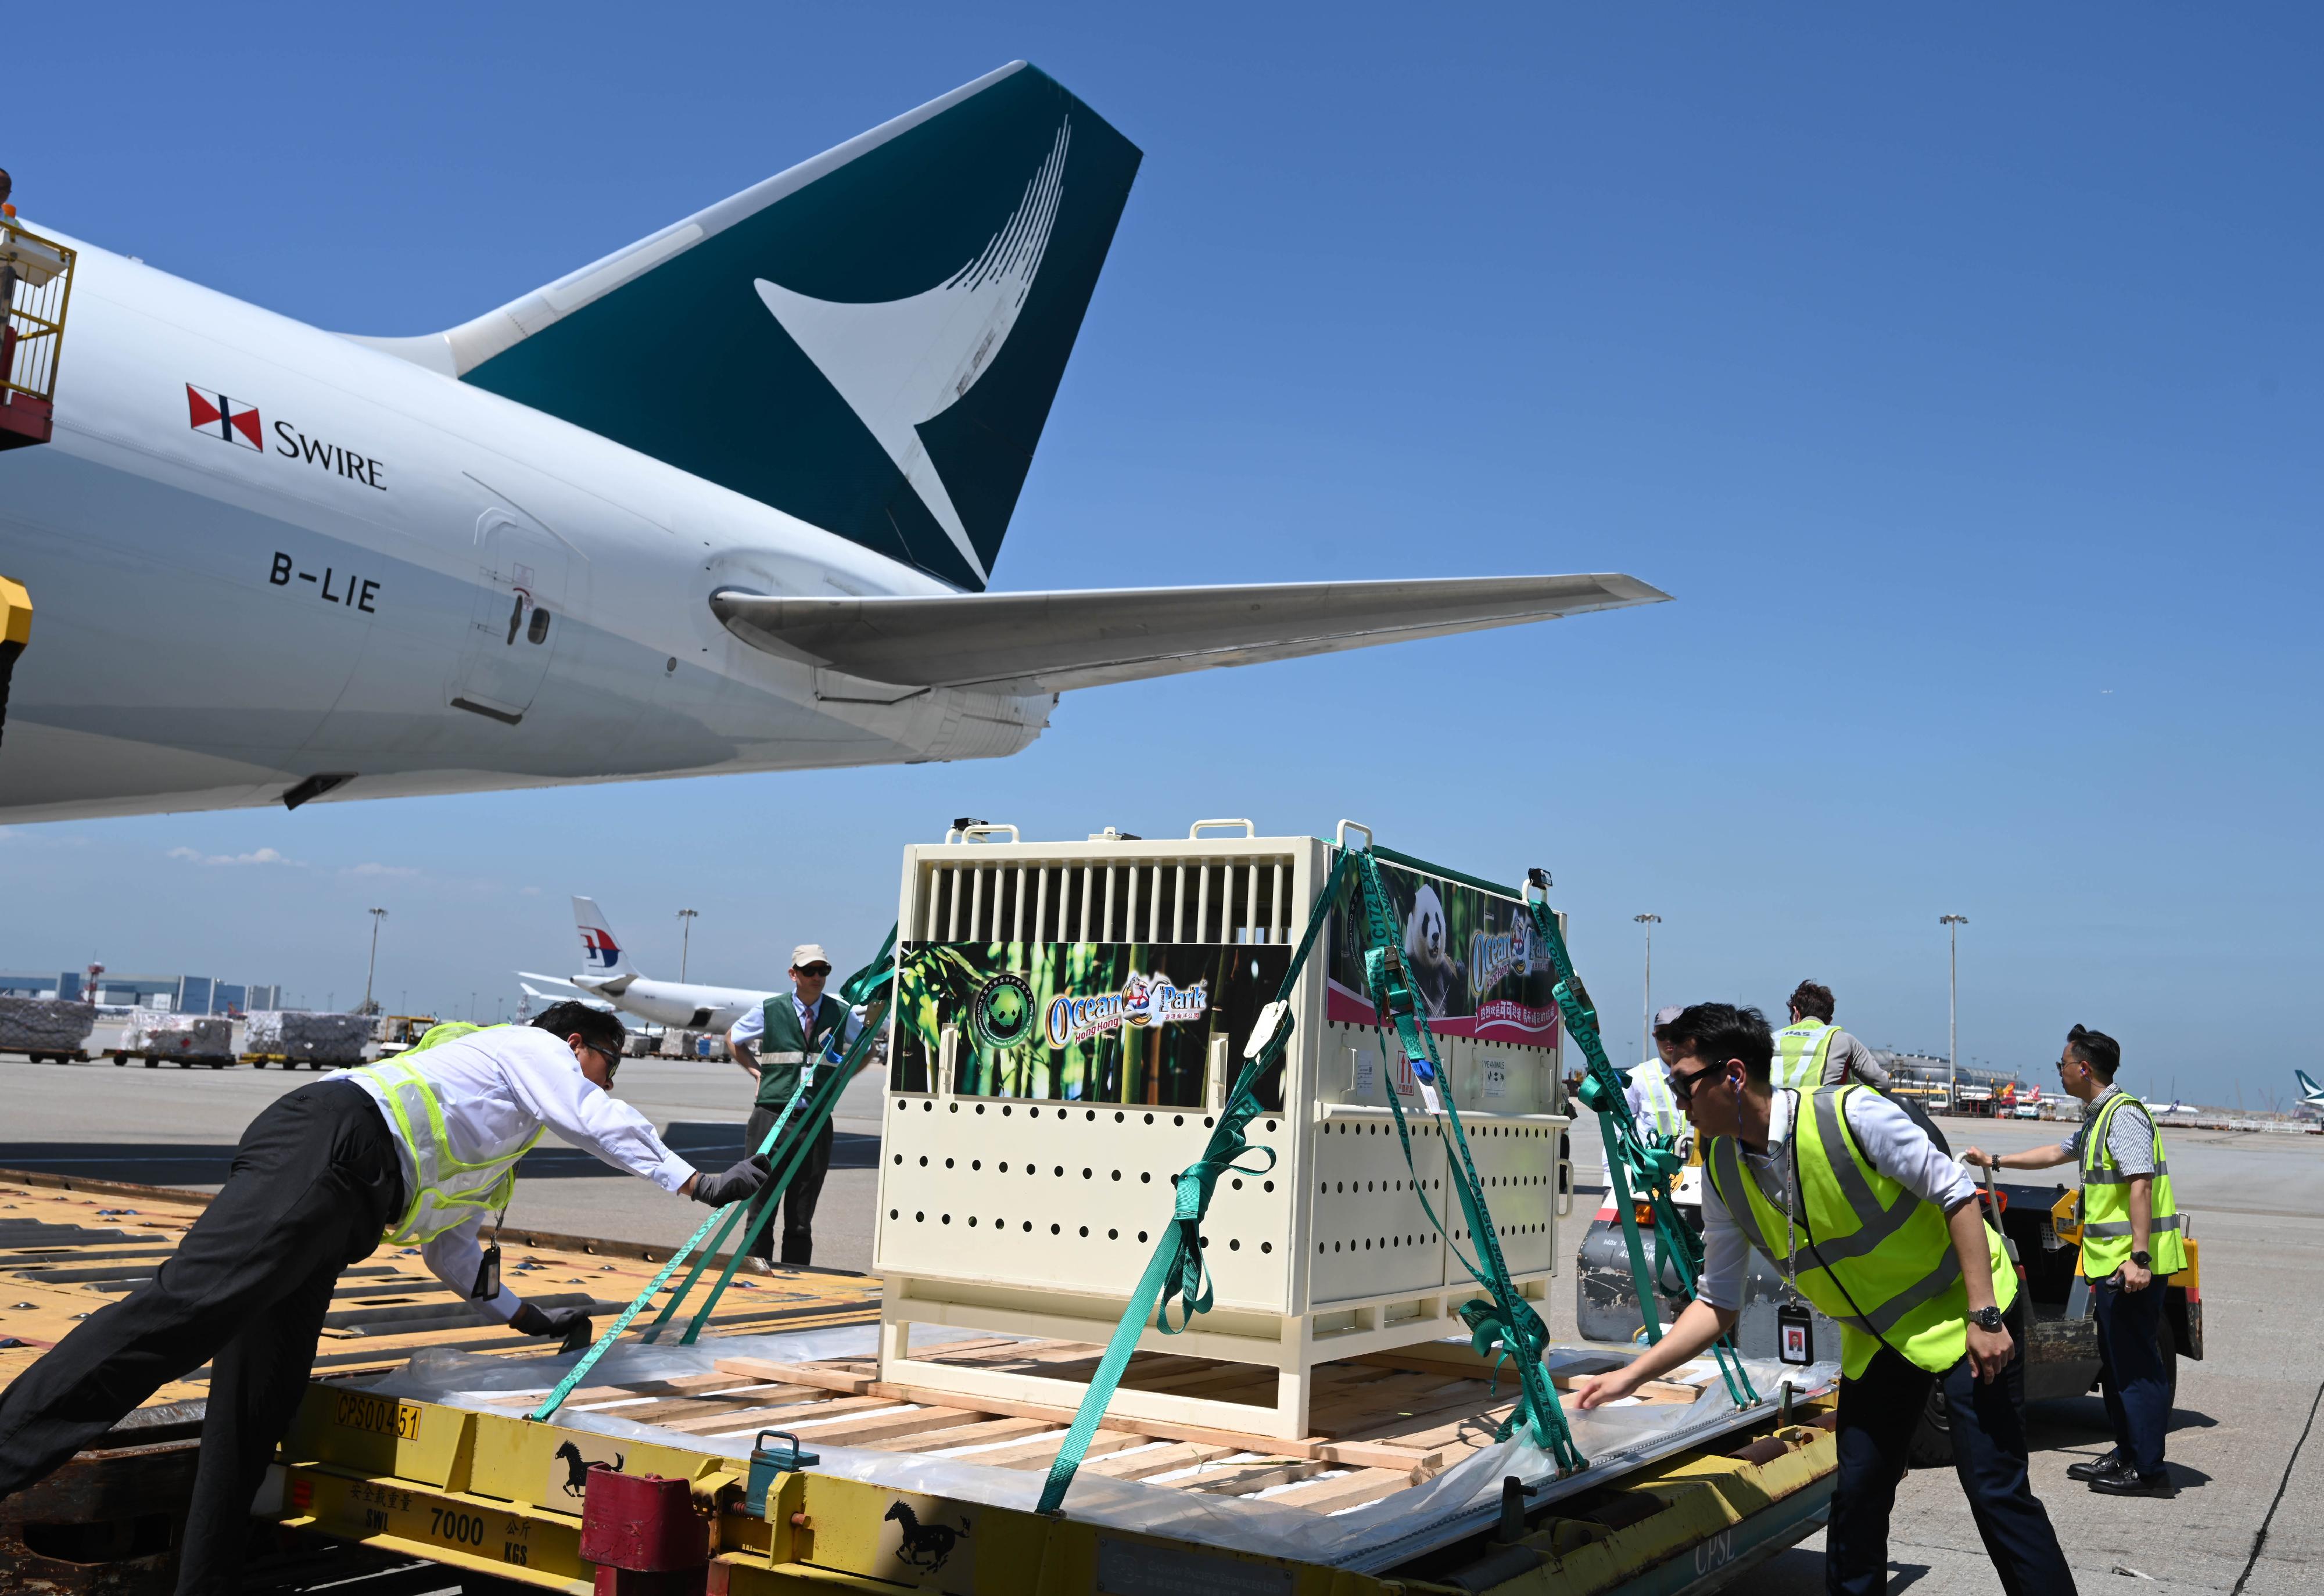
[0,1000,766,1596]
[726,944,865,1267]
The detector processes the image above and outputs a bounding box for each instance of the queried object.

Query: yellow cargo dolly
[271,1369,1838,1594]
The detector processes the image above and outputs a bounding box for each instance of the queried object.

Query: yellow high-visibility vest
[2079,1091,2187,1278]
[1708,1085,2017,1378]
[356,1027,542,1244]
[1629,1060,1684,1140]
[1770,1019,1837,1092]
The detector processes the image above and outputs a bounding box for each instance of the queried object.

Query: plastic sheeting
[243,1010,371,1064]
[118,1011,232,1059]
[363,1324,1836,1570]
[0,997,95,1052]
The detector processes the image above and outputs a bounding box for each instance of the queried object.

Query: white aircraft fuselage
[0,239,1045,823]
[0,63,1666,826]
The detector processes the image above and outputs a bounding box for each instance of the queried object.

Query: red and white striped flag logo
[187,383,262,450]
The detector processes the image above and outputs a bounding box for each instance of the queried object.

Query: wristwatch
[2130,1250,2152,1269]
[1970,1306,2006,1333]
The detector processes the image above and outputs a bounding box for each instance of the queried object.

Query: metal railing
[0,221,74,404]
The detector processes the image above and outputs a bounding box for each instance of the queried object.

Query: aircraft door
[450,508,569,725]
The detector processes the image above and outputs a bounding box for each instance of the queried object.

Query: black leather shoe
[2067,1451,2125,1482]
[2088,1466,2175,1498]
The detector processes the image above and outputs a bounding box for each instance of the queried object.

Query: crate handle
[1188,818,1255,838]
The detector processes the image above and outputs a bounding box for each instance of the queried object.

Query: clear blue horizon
[3,8,2315,1107]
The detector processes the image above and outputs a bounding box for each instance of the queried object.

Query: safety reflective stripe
[2082,1162,2169,1184]
[762,1051,807,1064]
[1707,1139,1776,1261]
[2085,1215,2183,1237]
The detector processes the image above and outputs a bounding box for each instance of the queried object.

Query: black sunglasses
[795,965,832,978]
[1666,1061,1727,1106]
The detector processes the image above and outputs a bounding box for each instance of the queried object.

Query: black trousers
[2093,1274,2172,1477]
[1827,1309,2076,1596]
[0,1081,401,1595]
[741,1107,833,1267]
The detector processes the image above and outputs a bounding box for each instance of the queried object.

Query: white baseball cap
[1652,1005,1685,1030]
[790,944,833,970]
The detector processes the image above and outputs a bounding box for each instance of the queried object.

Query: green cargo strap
[1037,839,1591,1516]
[1035,852,1358,1516]
[1520,871,1755,1409]
[528,929,897,1421]
[1344,848,1581,1469]
[651,925,899,1348]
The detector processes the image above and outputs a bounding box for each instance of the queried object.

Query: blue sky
[3,8,2316,1104]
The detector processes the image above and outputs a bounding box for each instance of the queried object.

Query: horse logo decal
[884,1500,971,1573]
[553,1439,622,1499]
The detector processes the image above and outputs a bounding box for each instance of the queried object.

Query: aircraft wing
[709,573,1669,695]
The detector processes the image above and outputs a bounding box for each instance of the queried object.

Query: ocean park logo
[1468,921,1537,994]
[1045,972,1208,1049]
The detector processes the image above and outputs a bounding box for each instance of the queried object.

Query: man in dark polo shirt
[725,943,862,1267]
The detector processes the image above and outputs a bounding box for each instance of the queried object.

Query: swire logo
[1045,972,1208,1049]
[188,384,263,450]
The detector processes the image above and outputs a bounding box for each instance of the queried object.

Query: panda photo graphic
[1404,884,1471,1018]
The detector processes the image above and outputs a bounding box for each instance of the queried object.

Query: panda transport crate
[873,819,1575,1441]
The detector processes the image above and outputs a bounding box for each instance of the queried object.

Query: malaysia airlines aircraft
[0,62,1666,824]
[518,897,773,1032]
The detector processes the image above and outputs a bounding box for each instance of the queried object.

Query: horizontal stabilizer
[709,573,1669,694]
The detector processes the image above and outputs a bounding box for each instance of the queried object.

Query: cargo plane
[0,62,1666,824]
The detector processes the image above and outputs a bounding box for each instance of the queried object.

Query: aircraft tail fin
[356,62,1141,592]
[571,897,634,977]
[2300,1068,2324,1101]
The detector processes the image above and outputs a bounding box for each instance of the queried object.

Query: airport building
[0,971,282,1013]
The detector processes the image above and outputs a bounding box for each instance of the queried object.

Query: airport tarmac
[3,1053,2319,1593]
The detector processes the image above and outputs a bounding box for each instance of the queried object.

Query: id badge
[1777,1301,1814,1367]
[472,1243,501,1301]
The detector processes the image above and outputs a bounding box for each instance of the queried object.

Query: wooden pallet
[0,1174,883,1421]
[458,1333,1710,1518]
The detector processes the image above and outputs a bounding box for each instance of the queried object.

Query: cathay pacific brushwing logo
[755,120,1070,586]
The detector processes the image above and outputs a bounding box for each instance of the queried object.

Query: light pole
[1633,914,1661,1063]
[676,909,699,983]
[1940,914,1968,1109]
[361,908,388,1016]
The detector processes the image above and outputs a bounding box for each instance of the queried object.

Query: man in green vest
[1966,1024,2184,1497]
[726,943,863,1267]
[1770,981,1895,1093]
[1575,1002,2074,1596]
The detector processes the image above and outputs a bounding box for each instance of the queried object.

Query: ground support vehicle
[0,995,97,1063]
[1576,1143,2203,1464]
[0,1171,880,1595]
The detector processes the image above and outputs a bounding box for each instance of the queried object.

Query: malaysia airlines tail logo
[754,120,1070,586]
[580,928,623,971]
[187,384,263,450]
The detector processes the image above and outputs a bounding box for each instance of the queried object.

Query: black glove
[511,1301,594,1352]
[691,1156,769,1208]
